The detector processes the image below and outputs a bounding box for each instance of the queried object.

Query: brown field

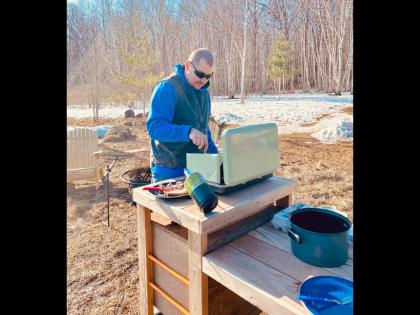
[67,116,353,314]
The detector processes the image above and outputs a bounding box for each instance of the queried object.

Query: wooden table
[203,222,353,315]
[133,176,328,315]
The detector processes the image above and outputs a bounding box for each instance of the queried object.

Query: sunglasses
[190,62,213,79]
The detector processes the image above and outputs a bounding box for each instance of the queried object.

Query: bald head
[188,48,214,67]
[184,48,215,90]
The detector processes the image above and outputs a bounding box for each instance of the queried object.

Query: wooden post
[93,151,103,185]
[188,231,209,315]
[137,205,154,315]
[275,194,293,208]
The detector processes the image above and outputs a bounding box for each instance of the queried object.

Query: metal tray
[147,179,190,199]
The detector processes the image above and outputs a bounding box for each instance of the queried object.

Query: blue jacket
[147,64,218,179]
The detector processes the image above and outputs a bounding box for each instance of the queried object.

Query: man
[147,48,218,183]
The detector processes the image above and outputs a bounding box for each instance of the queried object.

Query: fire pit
[120,167,152,197]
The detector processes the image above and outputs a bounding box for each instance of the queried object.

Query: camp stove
[187,123,279,194]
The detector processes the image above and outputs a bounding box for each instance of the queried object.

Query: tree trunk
[291,72,294,92]
[94,39,99,121]
[240,0,249,104]
[251,0,258,93]
[227,40,235,98]
[282,75,285,93]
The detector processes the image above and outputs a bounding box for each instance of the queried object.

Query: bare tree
[67,0,353,108]
[240,0,249,103]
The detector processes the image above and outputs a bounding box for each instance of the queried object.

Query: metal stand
[103,157,118,227]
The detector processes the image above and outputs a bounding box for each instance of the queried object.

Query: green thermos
[184,168,218,214]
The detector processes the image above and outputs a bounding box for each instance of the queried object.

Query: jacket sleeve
[146,81,192,142]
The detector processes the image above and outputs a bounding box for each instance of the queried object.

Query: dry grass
[276,132,353,220]
[299,112,334,127]
[67,117,122,127]
[67,117,353,314]
[341,107,353,115]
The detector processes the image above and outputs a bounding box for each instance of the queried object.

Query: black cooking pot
[287,207,351,267]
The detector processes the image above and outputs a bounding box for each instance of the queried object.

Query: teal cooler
[187,123,279,193]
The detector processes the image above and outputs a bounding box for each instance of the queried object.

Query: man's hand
[189,128,208,153]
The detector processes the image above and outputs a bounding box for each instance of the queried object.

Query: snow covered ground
[67,92,353,144]
[67,105,147,119]
[212,92,353,143]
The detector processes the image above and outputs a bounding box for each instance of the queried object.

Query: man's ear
[185,61,191,71]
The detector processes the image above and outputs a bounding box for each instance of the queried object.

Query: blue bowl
[298,276,353,315]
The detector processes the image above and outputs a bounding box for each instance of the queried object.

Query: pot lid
[221,123,279,186]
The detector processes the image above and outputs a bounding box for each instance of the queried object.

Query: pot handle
[287,229,302,244]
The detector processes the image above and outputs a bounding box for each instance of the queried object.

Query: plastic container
[184,168,218,214]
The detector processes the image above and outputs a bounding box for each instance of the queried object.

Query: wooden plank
[199,177,297,234]
[151,214,259,315]
[230,234,352,282]
[153,293,185,315]
[137,205,154,315]
[275,195,293,208]
[152,224,189,309]
[208,277,261,315]
[82,128,87,167]
[207,205,280,253]
[68,129,75,169]
[150,283,189,314]
[151,212,188,241]
[188,231,208,315]
[152,221,189,278]
[67,127,98,179]
[72,129,77,168]
[132,176,297,235]
[76,129,80,168]
[151,216,190,314]
[67,167,96,182]
[202,245,310,315]
[67,132,73,169]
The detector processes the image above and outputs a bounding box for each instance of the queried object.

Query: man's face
[185,59,214,90]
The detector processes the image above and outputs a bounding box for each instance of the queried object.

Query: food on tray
[164,188,187,197]
[145,180,186,197]
[176,181,184,189]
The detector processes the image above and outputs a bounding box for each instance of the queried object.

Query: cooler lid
[221,123,279,186]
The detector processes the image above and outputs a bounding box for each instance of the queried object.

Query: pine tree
[267,33,294,97]
[111,24,163,115]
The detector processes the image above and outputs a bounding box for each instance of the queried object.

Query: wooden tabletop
[202,222,353,315]
[132,176,297,234]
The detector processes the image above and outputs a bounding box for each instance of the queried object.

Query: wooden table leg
[275,194,293,208]
[137,205,154,315]
[188,231,209,315]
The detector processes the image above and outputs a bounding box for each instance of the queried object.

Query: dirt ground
[67,115,352,314]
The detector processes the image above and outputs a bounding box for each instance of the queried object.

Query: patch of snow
[211,92,352,136]
[67,106,147,119]
[215,113,242,123]
[67,92,353,144]
[311,119,353,144]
